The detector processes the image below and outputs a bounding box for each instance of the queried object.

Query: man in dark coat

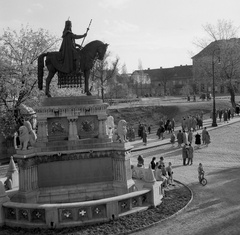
[59,20,87,74]
[177,130,183,148]
[195,132,201,148]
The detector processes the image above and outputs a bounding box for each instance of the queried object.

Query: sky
[1,0,240,73]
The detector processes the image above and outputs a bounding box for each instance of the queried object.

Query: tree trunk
[101,86,104,102]
[227,84,236,108]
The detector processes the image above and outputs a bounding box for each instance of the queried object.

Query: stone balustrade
[3,189,151,228]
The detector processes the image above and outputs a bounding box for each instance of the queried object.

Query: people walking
[205,131,211,147]
[170,130,176,147]
[171,118,175,131]
[182,144,189,166]
[195,132,201,148]
[148,125,151,134]
[187,143,194,165]
[157,125,165,140]
[183,130,189,145]
[223,110,228,123]
[142,125,147,145]
[188,129,193,144]
[202,127,207,145]
[177,130,183,148]
[218,109,223,122]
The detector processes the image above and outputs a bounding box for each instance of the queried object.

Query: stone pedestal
[13,142,134,203]
[35,96,109,143]
[12,96,135,204]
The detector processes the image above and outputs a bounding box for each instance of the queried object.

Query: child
[170,130,176,147]
[150,157,156,170]
[198,163,204,182]
[158,156,165,170]
[137,155,144,167]
[166,162,174,185]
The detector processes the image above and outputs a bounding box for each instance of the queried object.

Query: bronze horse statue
[38,40,108,97]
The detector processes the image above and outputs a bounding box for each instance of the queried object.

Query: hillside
[107,99,233,130]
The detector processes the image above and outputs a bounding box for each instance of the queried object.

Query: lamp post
[211,48,220,127]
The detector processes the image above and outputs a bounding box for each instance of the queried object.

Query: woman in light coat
[205,131,211,147]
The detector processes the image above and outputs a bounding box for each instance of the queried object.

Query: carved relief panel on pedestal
[77,115,99,139]
[47,117,69,141]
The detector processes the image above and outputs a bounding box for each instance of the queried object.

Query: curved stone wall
[3,189,151,228]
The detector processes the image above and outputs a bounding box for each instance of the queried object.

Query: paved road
[131,120,240,235]
[1,117,240,234]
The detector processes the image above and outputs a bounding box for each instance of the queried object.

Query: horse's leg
[45,65,57,97]
[84,70,91,96]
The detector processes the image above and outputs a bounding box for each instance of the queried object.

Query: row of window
[199,84,225,93]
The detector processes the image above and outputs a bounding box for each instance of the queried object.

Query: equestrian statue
[38,19,108,97]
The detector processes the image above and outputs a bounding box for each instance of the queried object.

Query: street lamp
[211,48,221,127]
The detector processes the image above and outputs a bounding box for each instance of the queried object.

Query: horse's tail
[38,53,48,90]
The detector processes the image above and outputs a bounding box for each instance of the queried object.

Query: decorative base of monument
[58,72,82,88]
[35,96,109,142]
[1,96,163,229]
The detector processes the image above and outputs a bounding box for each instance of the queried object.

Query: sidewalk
[131,115,240,152]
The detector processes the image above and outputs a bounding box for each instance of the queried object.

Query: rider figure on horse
[59,20,87,74]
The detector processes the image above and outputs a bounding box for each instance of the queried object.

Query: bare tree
[91,51,119,101]
[219,39,240,106]
[193,19,240,107]
[193,19,239,48]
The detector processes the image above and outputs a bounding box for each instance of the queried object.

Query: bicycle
[199,171,207,186]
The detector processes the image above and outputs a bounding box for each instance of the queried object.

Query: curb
[119,180,193,235]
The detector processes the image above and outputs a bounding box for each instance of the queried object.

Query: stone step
[119,205,149,217]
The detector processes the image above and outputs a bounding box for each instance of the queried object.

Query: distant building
[192,39,240,95]
[130,70,152,97]
[131,65,193,96]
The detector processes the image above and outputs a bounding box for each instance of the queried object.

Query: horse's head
[97,42,109,60]
[81,40,109,61]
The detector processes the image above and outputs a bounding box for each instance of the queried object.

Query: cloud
[26,3,44,15]
[27,8,33,14]
[33,3,44,9]
[98,0,130,9]
[104,20,139,36]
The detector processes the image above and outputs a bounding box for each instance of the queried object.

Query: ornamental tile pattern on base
[78,207,89,221]
[91,205,106,219]
[119,199,130,213]
[61,209,73,222]
[19,208,29,221]
[31,209,46,223]
[4,207,16,220]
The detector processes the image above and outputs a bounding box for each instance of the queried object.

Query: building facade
[192,39,240,96]
[131,65,193,96]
